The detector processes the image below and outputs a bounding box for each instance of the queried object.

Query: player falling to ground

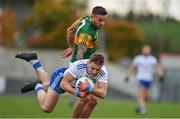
[125,45,163,114]
[15,52,108,118]
[61,6,107,62]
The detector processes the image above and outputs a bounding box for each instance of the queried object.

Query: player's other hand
[76,81,85,91]
[74,89,87,98]
[77,80,94,93]
[60,47,73,58]
[85,80,94,93]
[125,76,129,83]
[159,75,164,83]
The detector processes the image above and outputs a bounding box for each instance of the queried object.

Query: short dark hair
[92,6,107,15]
[89,53,104,66]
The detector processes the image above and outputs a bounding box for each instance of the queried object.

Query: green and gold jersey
[71,16,99,63]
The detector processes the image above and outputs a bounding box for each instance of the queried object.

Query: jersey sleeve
[65,61,79,78]
[152,56,158,65]
[97,66,108,84]
[132,56,139,66]
[74,17,83,26]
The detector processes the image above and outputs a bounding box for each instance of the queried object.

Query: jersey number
[76,19,86,35]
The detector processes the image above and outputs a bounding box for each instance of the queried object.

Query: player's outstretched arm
[60,73,86,98]
[155,63,164,83]
[61,20,78,58]
[91,82,108,99]
[61,48,73,58]
[67,20,78,49]
[125,64,135,82]
[60,73,76,95]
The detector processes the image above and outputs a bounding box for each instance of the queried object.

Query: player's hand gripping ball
[75,77,94,97]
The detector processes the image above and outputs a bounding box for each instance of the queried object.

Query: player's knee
[41,105,53,113]
[89,98,98,106]
[80,97,90,103]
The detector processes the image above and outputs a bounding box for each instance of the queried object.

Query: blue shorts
[138,80,152,89]
[50,67,68,94]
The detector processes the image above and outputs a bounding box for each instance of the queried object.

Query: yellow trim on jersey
[74,17,83,24]
[74,34,97,48]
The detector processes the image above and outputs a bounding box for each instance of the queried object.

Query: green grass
[0,95,180,118]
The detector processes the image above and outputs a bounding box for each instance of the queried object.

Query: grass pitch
[0,95,180,118]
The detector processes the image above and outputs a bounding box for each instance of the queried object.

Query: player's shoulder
[72,59,88,70]
[149,55,156,59]
[133,55,146,64]
[134,55,142,60]
[148,55,157,62]
[83,16,90,20]
[135,55,156,59]
[78,16,90,22]
[99,65,108,77]
[73,59,88,64]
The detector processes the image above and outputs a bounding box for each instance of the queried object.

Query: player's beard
[97,24,102,29]
[92,20,101,29]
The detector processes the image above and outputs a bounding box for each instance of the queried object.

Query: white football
[75,77,94,91]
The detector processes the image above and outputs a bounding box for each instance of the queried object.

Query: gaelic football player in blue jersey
[15,52,108,118]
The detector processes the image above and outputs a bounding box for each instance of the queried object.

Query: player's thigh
[43,88,60,110]
[139,86,149,97]
[89,94,99,103]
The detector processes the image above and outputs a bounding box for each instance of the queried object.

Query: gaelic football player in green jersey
[61,6,108,63]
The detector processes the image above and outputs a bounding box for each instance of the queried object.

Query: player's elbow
[92,90,107,99]
[60,80,66,90]
[67,27,75,34]
[100,93,106,99]
[67,27,71,33]
[97,92,106,99]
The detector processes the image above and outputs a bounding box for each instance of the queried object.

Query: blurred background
[0,0,180,118]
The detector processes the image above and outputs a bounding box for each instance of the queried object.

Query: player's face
[142,46,151,56]
[87,62,102,78]
[91,14,107,29]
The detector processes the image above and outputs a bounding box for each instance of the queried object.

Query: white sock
[35,83,43,93]
[29,60,42,70]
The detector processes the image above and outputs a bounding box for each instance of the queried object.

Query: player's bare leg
[15,52,60,113]
[15,52,49,91]
[137,86,148,114]
[21,81,59,113]
[36,87,59,113]
[72,97,89,118]
[80,94,98,118]
[35,67,49,91]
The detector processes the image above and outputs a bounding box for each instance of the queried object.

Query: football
[75,77,94,92]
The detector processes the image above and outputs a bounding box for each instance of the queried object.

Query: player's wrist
[69,46,73,49]
[74,90,80,97]
[74,90,85,98]
[159,75,164,83]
